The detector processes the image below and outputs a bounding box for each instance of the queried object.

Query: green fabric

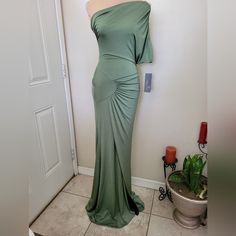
[85,1,153,228]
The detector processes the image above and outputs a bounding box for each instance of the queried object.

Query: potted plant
[166,154,207,229]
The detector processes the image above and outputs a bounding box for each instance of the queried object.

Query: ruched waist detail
[92,53,139,103]
[96,53,138,78]
[100,53,136,64]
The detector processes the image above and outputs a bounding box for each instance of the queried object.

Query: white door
[29,0,76,222]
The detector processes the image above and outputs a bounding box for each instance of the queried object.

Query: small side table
[158,156,178,202]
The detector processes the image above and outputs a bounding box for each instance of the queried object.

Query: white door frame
[55,0,78,175]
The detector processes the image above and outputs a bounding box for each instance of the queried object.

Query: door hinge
[62,63,67,79]
[70,148,76,160]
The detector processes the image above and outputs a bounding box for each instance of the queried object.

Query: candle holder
[198,141,208,159]
[197,140,208,226]
[158,156,178,202]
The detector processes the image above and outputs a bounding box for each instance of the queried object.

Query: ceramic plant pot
[166,170,207,229]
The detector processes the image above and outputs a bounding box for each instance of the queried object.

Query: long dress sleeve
[134,5,153,64]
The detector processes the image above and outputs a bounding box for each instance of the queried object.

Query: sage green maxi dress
[85,1,153,228]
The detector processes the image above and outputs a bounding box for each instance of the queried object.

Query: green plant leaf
[190,154,205,192]
[168,173,184,183]
[181,154,207,193]
[183,155,191,186]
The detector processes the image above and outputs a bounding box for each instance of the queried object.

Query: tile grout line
[131,183,156,190]
[141,210,174,221]
[30,177,74,227]
[63,181,182,232]
[84,222,92,236]
[151,212,174,221]
[146,189,155,236]
[150,190,156,216]
[61,189,93,236]
[62,190,93,235]
[142,211,152,215]
[63,186,176,217]
[62,190,90,199]
[149,189,175,220]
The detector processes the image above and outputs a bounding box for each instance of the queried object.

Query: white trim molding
[78,165,165,190]
[55,0,78,175]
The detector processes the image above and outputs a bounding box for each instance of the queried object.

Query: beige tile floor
[31,174,207,236]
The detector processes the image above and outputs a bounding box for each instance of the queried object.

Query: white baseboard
[78,165,165,190]
[78,166,94,176]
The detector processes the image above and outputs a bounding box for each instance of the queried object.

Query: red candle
[164,146,177,164]
[198,122,207,144]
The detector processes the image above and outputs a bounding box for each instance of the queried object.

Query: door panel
[29,0,74,222]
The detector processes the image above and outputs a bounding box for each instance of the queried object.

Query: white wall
[0,1,29,235]
[62,0,207,182]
